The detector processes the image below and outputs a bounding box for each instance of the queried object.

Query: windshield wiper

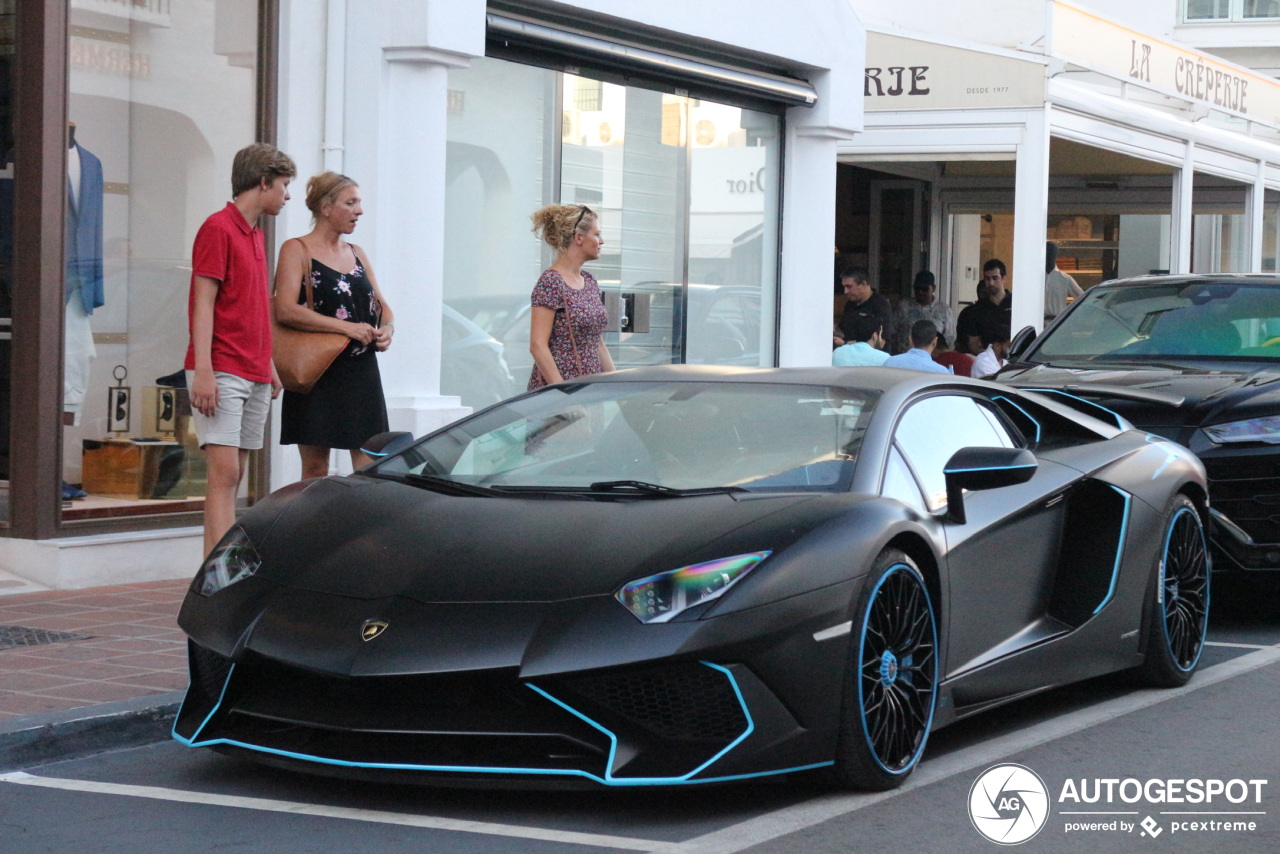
[587,479,749,497]
[380,471,496,497]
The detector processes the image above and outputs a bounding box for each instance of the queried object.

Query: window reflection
[895,395,1014,511]
[442,57,781,413]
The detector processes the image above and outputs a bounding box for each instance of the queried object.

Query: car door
[890,393,1081,691]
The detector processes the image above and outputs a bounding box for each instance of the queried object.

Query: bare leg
[203,444,248,557]
[298,444,332,480]
[350,448,373,471]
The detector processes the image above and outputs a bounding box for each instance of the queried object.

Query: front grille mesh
[565,662,747,742]
[190,641,233,703]
[1204,458,1280,544]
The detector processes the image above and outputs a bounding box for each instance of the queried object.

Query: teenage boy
[185,143,296,556]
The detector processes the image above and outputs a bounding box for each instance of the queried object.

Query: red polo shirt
[183,203,274,383]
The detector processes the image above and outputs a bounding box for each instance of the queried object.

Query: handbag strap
[294,239,318,311]
[560,274,586,377]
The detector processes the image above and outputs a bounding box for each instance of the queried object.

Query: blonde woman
[274,172,393,478]
[527,204,616,390]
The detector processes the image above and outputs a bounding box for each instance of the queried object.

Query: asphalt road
[1,577,1277,854]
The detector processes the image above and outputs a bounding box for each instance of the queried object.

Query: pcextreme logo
[969,764,1051,845]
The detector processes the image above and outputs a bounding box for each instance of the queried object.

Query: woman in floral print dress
[274,172,393,479]
[527,204,616,390]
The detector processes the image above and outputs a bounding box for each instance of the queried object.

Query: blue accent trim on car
[1093,487,1132,615]
[992,395,1042,444]
[856,563,938,776]
[1023,389,1124,429]
[942,464,1037,474]
[170,658,831,786]
[360,448,390,457]
[171,664,237,746]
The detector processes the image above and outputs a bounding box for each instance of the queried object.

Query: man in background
[883,320,952,374]
[1044,241,1083,322]
[972,319,1012,379]
[837,267,894,352]
[833,313,889,366]
[892,270,955,356]
[956,259,1013,353]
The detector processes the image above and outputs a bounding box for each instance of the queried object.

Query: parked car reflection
[446,283,763,401]
[440,305,514,412]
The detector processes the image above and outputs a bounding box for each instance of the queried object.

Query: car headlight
[615,551,771,624]
[1204,414,1280,445]
[193,526,262,596]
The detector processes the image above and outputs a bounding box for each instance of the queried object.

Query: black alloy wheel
[1136,494,1210,687]
[830,549,938,790]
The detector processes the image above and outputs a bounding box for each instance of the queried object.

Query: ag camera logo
[969,763,1051,845]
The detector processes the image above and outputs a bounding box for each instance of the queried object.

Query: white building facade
[839,0,1280,337]
[0,0,864,587]
[12,0,1280,589]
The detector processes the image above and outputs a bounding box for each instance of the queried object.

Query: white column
[1250,160,1266,273]
[1011,108,1049,334]
[1172,143,1195,274]
[777,127,840,367]
[376,47,470,437]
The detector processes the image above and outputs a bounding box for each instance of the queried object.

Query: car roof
[1092,273,1280,289]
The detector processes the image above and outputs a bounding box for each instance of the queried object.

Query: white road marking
[1204,640,1273,650]
[4,647,1278,853]
[0,771,660,851]
[649,644,1280,854]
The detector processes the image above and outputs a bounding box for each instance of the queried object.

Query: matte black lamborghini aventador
[174,366,1210,790]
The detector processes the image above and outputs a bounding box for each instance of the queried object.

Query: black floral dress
[280,253,389,449]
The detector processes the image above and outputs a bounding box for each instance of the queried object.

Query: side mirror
[359,431,416,464]
[943,446,1037,524]
[1007,325,1037,362]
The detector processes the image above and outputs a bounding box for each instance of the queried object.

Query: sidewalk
[0,577,190,724]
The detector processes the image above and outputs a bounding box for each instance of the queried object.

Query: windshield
[371,381,879,493]
[1030,282,1280,363]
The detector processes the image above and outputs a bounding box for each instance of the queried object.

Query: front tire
[1134,495,1210,687]
[830,549,939,790]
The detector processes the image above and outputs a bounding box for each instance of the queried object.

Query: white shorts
[187,370,271,450]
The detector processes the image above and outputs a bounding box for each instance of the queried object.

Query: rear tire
[1134,495,1210,687]
[829,549,939,790]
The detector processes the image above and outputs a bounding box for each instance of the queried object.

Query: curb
[0,691,183,771]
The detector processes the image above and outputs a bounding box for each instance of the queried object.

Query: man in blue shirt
[883,320,952,374]
[833,313,889,366]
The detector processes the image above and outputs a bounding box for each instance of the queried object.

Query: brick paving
[0,580,190,723]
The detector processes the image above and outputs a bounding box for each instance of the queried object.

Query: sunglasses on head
[572,205,592,232]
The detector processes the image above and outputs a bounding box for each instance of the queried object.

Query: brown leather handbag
[272,267,348,394]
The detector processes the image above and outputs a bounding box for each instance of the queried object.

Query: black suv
[996,274,1280,572]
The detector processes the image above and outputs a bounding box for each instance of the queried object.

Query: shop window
[1186,0,1230,19]
[1184,0,1280,20]
[1192,173,1249,274]
[1264,189,1280,273]
[1047,215,1119,290]
[441,57,780,411]
[58,0,261,520]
